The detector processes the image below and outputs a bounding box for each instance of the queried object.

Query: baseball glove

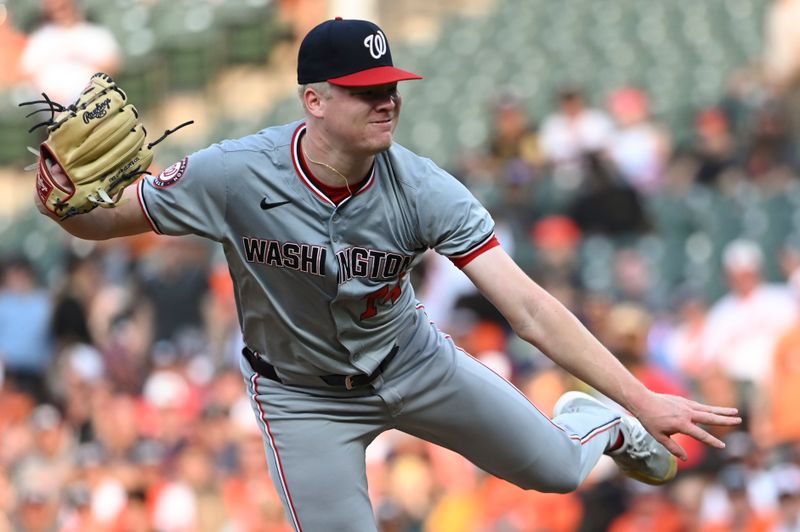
[20,72,192,219]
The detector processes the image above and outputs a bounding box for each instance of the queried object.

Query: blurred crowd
[0,0,121,100]
[4,0,800,531]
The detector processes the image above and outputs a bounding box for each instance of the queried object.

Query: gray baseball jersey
[138,120,496,375]
[137,121,622,531]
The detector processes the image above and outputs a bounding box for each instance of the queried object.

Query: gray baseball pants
[241,307,621,532]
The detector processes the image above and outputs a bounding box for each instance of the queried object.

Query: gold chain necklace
[303,149,354,196]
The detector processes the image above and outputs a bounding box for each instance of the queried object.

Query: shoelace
[623,421,655,459]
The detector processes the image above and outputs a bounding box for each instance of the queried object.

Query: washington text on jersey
[242,236,326,276]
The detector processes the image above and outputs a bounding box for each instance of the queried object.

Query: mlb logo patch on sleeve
[153,157,188,188]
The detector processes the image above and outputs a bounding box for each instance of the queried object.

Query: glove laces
[18,92,68,133]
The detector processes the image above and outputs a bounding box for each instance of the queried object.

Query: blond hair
[298,82,332,113]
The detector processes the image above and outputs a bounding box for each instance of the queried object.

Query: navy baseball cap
[297,18,423,87]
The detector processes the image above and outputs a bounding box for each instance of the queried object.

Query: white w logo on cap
[363,30,387,59]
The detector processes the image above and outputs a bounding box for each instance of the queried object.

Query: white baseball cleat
[553,391,677,486]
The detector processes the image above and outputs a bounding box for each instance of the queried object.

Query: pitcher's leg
[244,372,386,532]
[395,345,620,493]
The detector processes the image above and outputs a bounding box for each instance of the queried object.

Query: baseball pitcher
[29,18,740,532]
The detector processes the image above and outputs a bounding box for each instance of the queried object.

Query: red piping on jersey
[291,123,375,207]
[136,180,162,234]
[291,124,332,206]
[250,373,303,531]
[449,234,500,269]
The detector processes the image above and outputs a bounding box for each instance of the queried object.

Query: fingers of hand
[690,402,739,416]
[682,422,727,449]
[691,410,742,426]
[657,434,687,461]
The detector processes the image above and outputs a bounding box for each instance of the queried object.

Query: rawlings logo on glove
[82,98,112,123]
[20,72,192,220]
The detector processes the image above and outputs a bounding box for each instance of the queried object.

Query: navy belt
[242,345,398,390]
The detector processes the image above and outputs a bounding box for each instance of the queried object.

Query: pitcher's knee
[546,471,582,493]
[510,467,582,493]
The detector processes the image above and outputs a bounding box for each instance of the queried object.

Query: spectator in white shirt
[20,0,121,104]
[539,87,615,185]
[701,239,797,395]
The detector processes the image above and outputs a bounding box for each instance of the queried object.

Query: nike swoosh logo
[260,198,291,210]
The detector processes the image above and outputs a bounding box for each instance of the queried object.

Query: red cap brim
[328,66,423,87]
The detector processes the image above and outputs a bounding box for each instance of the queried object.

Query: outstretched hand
[632,392,741,461]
